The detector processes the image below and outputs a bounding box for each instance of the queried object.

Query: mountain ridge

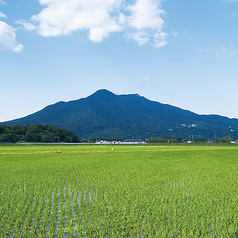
[1,89,238,139]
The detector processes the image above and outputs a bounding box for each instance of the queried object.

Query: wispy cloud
[15,20,37,31]
[127,31,149,46]
[154,32,168,48]
[0,21,24,52]
[0,0,6,5]
[172,32,178,37]
[0,11,7,18]
[201,45,237,55]
[143,77,151,82]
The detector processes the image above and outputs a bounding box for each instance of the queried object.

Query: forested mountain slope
[2,89,238,139]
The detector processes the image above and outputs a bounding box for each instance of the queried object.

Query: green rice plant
[1,144,238,237]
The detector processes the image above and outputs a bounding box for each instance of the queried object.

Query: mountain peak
[94,89,115,95]
[88,89,116,100]
[89,89,115,97]
[2,89,238,139]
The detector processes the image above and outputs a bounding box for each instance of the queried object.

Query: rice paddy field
[0,143,238,237]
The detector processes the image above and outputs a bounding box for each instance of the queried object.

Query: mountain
[1,89,238,139]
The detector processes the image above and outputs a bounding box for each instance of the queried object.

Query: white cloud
[31,0,124,42]
[0,11,7,18]
[29,0,167,47]
[127,0,164,30]
[13,43,24,53]
[0,21,23,52]
[127,31,149,45]
[172,32,178,37]
[15,20,37,31]
[154,32,167,47]
[126,0,167,47]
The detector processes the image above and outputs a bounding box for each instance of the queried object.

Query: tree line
[147,136,238,143]
[89,137,126,143]
[0,124,79,143]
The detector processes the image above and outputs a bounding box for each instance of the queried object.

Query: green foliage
[193,138,206,142]
[0,124,6,134]
[0,133,20,143]
[0,144,238,236]
[11,124,26,135]
[109,137,125,141]
[0,124,79,143]
[147,137,177,143]
[41,135,50,143]
[147,138,161,143]
[220,136,234,143]
[89,137,109,142]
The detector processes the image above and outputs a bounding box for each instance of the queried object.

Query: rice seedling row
[0,145,238,237]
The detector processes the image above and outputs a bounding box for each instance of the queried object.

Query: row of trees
[89,137,126,143]
[219,136,237,143]
[147,136,237,143]
[0,124,79,143]
[147,137,183,143]
[1,124,236,144]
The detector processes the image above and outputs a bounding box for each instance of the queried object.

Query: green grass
[0,144,238,237]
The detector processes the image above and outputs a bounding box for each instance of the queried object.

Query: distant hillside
[1,89,238,139]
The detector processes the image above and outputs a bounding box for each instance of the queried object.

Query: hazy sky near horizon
[1,0,238,122]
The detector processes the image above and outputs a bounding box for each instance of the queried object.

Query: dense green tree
[193,138,206,142]
[11,124,26,135]
[89,137,110,142]
[41,135,50,143]
[220,136,234,143]
[53,136,59,143]
[0,133,19,143]
[0,124,79,143]
[147,137,177,143]
[109,137,125,142]
[176,137,183,143]
[147,138,160,143]
[0,124,6,134]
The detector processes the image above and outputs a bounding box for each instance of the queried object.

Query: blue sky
[0,0,238,122]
